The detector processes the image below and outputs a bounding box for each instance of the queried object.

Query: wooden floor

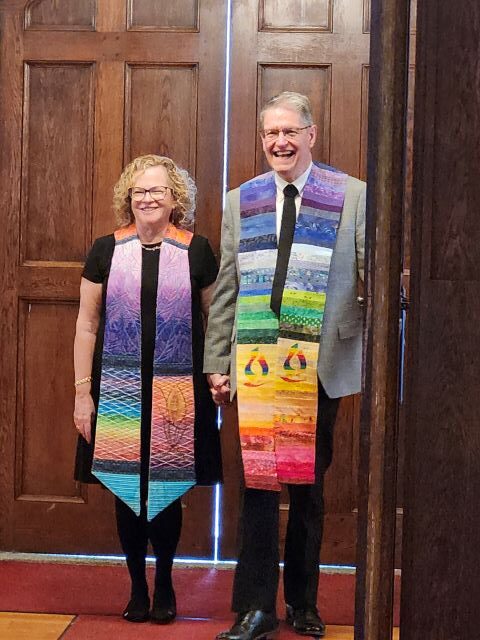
[0,613,74,639]
[0,613,399,640]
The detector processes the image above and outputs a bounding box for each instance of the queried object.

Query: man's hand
[207,373,231,406]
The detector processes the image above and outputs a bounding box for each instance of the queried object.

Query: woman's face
[130,165,176,228]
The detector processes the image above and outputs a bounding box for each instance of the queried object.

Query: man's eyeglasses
[260,125,311,141]
[128,186,172,202]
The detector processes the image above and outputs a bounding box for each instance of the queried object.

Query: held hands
[73,392,95,444]
[207,373,231,406]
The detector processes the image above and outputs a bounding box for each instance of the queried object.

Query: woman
[73,155,222,624]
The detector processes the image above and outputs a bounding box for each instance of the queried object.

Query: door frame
[354,0,411,638]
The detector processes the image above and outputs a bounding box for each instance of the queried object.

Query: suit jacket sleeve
[203,190,239,374]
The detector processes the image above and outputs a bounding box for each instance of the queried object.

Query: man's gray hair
[259,91,314,128]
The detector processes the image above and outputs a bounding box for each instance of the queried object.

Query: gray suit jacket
[203,173,366,399]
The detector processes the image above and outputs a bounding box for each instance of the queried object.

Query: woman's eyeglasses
[128,186,172,202]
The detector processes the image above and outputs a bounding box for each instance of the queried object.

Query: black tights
[115,497,182,602]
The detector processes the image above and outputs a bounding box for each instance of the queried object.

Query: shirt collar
[274,162,313,196]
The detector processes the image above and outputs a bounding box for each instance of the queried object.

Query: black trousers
[232,384,340,613]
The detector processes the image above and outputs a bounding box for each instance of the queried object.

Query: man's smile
[273,150,294,158]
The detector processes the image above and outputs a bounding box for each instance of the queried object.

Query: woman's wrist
[75,387,92,399]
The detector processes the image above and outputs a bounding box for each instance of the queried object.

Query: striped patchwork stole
[236,164,347,490]
[92,223,195,520]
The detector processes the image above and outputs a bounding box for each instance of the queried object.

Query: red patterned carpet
[0,559,400,637]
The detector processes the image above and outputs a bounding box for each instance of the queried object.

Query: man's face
[261,106,317,182]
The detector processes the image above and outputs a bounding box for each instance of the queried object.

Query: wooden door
[0,0,226,555]
[0,0,378,567]
[401,0,480,637]
[220,0,370,564]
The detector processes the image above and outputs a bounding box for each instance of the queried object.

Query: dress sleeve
[82,235,115,284]
[189,235,219,289]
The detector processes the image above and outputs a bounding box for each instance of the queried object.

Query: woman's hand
[74,392,95,443]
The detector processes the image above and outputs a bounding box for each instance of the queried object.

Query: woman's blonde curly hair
[113,154,196,230]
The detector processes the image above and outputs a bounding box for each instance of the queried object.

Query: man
[204,92,365,640]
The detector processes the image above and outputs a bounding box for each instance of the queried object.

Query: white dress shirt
[274,162,313,238]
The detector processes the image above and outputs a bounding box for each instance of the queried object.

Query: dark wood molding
[354,0,410,638]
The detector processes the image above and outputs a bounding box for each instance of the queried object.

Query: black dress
[74,233,223,491]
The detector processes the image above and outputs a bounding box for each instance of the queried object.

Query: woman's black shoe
[150,591,176,624]
[122,595,150,622]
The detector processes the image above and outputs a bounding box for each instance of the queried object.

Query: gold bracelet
[74,376,92,387]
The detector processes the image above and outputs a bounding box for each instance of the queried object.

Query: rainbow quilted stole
[236,164,347,490]
[92,223,195,520]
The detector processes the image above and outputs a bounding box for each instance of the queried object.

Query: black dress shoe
[215,610,279,640]
[150,591,176,624]
[286,605,325,637]
[122,594,150,622]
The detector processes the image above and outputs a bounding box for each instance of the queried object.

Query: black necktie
[271,183,299,317]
